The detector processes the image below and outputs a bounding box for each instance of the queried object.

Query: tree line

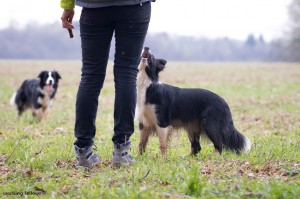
[0,23,283,61]
[0,0,299,62]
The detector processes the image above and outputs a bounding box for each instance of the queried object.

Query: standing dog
[136,47,251,156]
[10,70,61,121]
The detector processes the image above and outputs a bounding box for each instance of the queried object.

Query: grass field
[0,60,299,198]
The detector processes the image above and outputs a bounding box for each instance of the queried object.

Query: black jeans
[74,2,151,148]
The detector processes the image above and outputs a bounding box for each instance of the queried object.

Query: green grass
[0,60,299,198]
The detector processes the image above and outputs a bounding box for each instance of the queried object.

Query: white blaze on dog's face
[46,71,55,87]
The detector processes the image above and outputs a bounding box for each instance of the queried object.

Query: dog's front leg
[32,108,43,121]
[138,122,151,154]
[157,126,171,156]
[41,106,49,121]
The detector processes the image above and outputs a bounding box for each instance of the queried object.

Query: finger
[67,16,73,23]
[61,18,74,29]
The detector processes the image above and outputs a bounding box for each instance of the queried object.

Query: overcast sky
[0,0,292,41]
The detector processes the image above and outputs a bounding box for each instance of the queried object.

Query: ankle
[114,141,131,149]
[75,145,92,154]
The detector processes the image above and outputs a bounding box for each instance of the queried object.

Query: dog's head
[139,47,167,83]
[38,70,62,92]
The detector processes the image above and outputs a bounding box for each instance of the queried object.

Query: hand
[61,9,75,29]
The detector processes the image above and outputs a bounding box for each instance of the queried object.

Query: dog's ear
[158,59,167,66]
[38,71,46,78]
[157,59,167,72]
[53,71,62,79]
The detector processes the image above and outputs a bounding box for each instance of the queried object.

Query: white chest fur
[37,87,53,108]
[136,63,158,128]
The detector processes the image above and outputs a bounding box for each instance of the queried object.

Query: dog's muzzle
[141,47,151,59]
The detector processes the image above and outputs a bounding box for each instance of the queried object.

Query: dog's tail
[9,92,17,106]
[224,125,251,154]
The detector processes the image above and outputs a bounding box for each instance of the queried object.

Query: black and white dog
[136,47,251,156]
[10,70,61,121]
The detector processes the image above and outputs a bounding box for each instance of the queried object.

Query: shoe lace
[93,144,98,151]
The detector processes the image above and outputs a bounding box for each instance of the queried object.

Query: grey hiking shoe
[75,145,101,168]
[112,141,134,167]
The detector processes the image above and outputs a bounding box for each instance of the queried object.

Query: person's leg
[112,2,151,145]
[111,2,151,166]
[74,7,114,167]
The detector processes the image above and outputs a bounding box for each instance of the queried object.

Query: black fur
[11,70,61,120]
[137,47,250,155]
